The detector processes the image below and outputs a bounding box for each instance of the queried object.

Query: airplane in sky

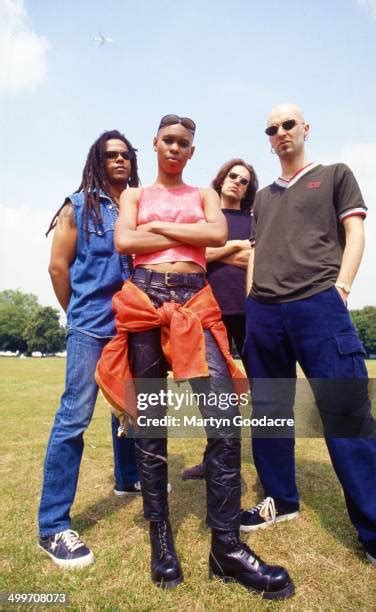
[93,33,113,47]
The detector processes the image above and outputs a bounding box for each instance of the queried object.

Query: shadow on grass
[74,442,366,559]
[74,491,144,534]
[75,453,199,536]
[296,456,362,553]
[244,451,363,555]
[74,450,235,540]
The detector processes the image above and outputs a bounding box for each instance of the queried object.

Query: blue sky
[1,0,375,313]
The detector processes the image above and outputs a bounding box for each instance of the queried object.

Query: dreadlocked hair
[45,130,140,238]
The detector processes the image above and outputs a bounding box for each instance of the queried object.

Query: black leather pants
[129,274,241,531]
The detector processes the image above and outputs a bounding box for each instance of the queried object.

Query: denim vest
[67,191,132,337]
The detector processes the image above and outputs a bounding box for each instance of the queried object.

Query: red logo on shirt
[307,181,321,189]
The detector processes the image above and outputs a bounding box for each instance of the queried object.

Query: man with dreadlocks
[38,130,141,568]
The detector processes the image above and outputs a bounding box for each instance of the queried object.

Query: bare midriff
[138,261,204,273]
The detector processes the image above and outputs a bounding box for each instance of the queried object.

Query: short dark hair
[46,130,140,238]
[211,158,258,214]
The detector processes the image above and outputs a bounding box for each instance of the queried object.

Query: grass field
[0,358,375,611]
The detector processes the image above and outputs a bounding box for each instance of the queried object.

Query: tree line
[0,289,375,357]
[0,290,65,355]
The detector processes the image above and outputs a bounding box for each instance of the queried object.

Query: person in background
[182,158,257,481]
[38,130,140,568]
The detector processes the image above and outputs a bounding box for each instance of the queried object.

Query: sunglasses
[265,119,304,136]
[227,171,250,186]
[158,114,196,134]
[105,150,133,161]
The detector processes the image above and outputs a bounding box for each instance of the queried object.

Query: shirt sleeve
[334,164,367,222]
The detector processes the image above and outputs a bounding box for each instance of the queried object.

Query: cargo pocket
[334,333,367,378]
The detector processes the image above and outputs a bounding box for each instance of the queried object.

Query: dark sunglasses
[158,114,196,134]
[105,150,133,161]
[228,171,250,186]
[265,119,304,136]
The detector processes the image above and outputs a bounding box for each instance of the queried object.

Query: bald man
[242,103,376,566]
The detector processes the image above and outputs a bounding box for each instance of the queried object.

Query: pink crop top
[133,184,207,270]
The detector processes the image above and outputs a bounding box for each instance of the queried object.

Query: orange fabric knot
[95,280,247,424]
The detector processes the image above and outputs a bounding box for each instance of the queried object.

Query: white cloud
[0,204,65,319]
[337,142,376,308]
[357,0,376,19]
[0,0,49,94]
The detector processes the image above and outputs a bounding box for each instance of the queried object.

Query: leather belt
[132,268,206,289]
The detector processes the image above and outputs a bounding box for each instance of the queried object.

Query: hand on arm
[206,239,248,263]
[335,215,365,303]
[221,246,252,268]
[141,188,227,247]
[114,188,183,254]
[48,202,77,312]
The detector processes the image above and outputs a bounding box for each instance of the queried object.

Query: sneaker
[240,497,299,533]
[114,481,142,496]
[364,543,376,566]
[114,481,172,496]
[38,529,94,569]
[181,462,206,481]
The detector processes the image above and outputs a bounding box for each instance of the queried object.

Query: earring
[304,135,308,141]
[271,147,276,154]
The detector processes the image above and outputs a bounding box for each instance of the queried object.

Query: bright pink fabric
[133,184,206,270]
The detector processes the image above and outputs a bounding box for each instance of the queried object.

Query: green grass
[0,358,375,611]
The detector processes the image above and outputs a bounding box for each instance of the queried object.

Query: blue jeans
[38,329,138,537]
[244,287,376,547]
[111,415,139,488]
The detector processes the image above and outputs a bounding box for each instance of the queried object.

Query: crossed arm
[206,239,251,268]
[114,187,227,254]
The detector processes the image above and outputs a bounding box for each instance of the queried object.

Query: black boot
[209,529,294,600]
[181,462,206,480]
[150,520,183,589]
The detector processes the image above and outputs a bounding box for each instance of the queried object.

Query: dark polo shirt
[250,163,367,303]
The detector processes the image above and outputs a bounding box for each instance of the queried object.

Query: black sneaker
[38,529,94,569]
[114,481,172,496]
[240,497,299,532]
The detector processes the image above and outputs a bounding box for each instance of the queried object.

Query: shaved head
[268,103,305,125]
[265,102,310,167]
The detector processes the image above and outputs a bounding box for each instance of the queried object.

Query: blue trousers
[38,329,138,537]
[111,415,139,488]
[244,287,376,548]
